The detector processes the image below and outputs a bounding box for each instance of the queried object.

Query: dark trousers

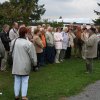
[37,53,43,67]
[41,48,46,66]
[86,58,93,73]
[45,46,55,63]
[33,53,43,71]
[65,47,72,59]
[59,49,66,60]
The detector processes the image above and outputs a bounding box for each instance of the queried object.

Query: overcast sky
[0,0,99,20]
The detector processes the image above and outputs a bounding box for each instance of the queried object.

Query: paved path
[67,81,100,100]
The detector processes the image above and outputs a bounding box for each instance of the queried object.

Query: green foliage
[0,0,45,25]
[0,58,100,100]
[94,2,100,25]
[93,18,100,25]
[50,21,64,28]
[94,3,100,15]
[0,2,12,24]
[30,0,46,21]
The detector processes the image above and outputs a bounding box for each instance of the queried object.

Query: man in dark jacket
[0,24,11,51]
[0,38,5,71]
[0,24,10,71]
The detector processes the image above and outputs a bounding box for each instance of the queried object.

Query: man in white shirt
[60,27,69,61]
[9,22,19,41]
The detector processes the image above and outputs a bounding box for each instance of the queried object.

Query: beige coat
[33,35,44,53]
[11,38,37,75]
[83,34,98,58]
[81,32,89,59]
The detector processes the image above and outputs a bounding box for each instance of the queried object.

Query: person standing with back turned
[11,27,37,100]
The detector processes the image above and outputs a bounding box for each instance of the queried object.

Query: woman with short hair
[31,28,44,69]
[11,27,37,100]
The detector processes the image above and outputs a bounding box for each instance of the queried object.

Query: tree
[59,16,62,19]
[94,3,100,15]
[0,2,15,24]
[94,3,100,25]
[50,21,64,28]
[30,0,46,21]
[0,0,46,25]
[10,0,36,24]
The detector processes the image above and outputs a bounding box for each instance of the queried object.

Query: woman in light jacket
[11,27,37,100]
[65,28,75,59]
[54,27,63,63]
[81,28,89,60]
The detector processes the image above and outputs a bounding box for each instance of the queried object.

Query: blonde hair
[3,24,10,30]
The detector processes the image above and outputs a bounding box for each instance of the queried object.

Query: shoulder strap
[62,32,65,37]
[13,29,18,34]
[11,38,18,54]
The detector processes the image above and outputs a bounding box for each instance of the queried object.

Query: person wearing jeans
[11,27,37,100]
[14,75,29,99]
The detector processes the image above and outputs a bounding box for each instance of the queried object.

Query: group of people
[0,22,99,100]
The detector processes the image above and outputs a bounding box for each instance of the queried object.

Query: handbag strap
[11,38,18,54]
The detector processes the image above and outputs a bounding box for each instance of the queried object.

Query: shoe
[60,60,63,62]
[34,67,39,72]
[1,69,8,72]
[15,98,19,100]
[85,71,89,74]
[55,61,60,63]
[22,97,29,100]
[15,97,19,100]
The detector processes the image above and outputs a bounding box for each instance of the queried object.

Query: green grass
[0,58,100,100]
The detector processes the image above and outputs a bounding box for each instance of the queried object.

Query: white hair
[47,27,52,31]
[40,28,44,31]
[63,27,68,31]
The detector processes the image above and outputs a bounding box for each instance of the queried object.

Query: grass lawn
[0,58,100,100]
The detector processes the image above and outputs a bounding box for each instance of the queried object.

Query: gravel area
[67,81,100,100]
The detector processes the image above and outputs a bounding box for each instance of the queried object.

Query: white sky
[0,0,100,20]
